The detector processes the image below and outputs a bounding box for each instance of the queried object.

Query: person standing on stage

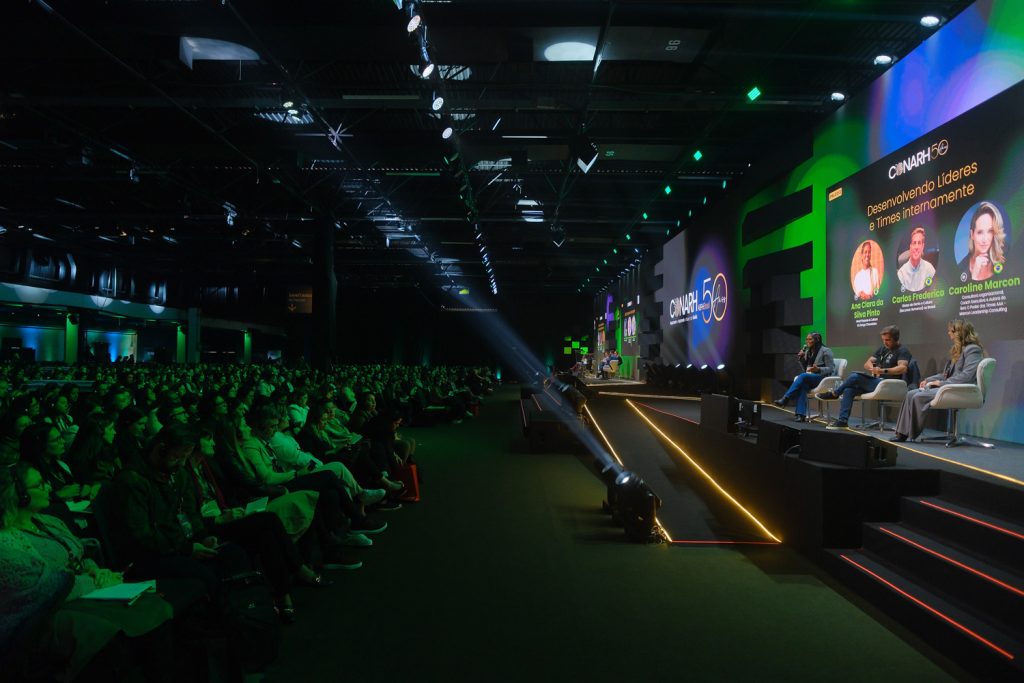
[773,332,835,422]
[891,320,983,442]
[818,325,911,430]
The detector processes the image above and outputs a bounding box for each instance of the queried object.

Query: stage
[573,389,1024,679]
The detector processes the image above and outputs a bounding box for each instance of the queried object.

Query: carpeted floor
[263,387,969,682]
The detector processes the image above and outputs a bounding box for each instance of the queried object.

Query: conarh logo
[888,139,949,179]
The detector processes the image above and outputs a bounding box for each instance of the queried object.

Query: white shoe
[359,488,387,505]
[342,532,373,547]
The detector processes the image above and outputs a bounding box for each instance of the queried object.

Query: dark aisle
[265,387,960,682]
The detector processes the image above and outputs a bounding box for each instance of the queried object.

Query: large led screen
[826,79,1024,346]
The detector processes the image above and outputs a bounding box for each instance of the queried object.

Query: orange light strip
[839,554,1015,660]
[878,527,1024,598]
[531,394,543,412]
[654,516,674,542]
[917,500,1024,542]
[542,385,563,406]
[582,404,624,466]
[633,400,699,424]
[627,399,781,543]
[670,540,779,545]
[844,428,1024,488]
[596,392,699,400]
[518,399,527,428]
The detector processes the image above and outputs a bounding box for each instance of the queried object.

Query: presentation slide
[826,79,1024,346]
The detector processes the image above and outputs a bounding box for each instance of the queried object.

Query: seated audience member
[347,392,378,434]
[107,424,249,597]
[818,325,911,430]
[114,406,150,472]
[66,414,121,484]
[0,464,175,682]
[182,434,328,622]
[773,332,836,422]
[0,410,32,467]
[270,409,385,507]
[43,393,78,449]
[22,423,100,505]
[892,320,984,442]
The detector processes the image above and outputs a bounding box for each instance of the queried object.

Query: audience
[0,359,497,680]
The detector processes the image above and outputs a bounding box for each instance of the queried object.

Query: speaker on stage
[700,394,737,434]
[800,429,897,468]
[758,419,801,456]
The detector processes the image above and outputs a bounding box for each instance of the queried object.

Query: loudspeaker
[700,394,737,434]
[757,419,801,455]
[799,429,898,468]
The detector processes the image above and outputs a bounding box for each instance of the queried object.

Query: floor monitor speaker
[700,394,737,434]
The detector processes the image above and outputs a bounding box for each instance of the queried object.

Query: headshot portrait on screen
[897,226,937,292]
[956,201,1008,282]
[850,240,883,300]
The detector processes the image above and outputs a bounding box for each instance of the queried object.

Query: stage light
[831,91,847,102]
[920,15,942,28]
[612,248,618,254]
[432,94,444,111]
[722,180,727,189]
[625,233,631,240]
[286,107,300,116]
[716,363,725,370]
[420,61,435,78]
[693,150,703,161]
[642,212,648,220]
[873,54,894,66]
[407,13,422,33]
[700,364,708,370]
[441,126,454,139]
[612,471,661,543]
[747,86,761,101]
[663,185,672,195]
[282,98,295,109]
[602,259,608,265]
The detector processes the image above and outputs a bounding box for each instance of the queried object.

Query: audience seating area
[0,360,496,681]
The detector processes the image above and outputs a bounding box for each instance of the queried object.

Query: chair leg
[943,409,996,449]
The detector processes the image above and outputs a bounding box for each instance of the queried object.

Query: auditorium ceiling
[0,0,976,296]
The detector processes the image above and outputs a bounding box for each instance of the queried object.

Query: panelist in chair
[773,332,835,422]
[818,325,911,430]
[891,320,983,442]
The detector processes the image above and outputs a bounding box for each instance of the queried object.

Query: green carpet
[264,388,967,682]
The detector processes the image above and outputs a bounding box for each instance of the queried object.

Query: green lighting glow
[571,341,580,349]
[676,219,681,227]
[613,248,618,254]
[747,86,762,101]
[595,266,600,272]
[703,196,707,205]
[693,150,703,161]
[458,288,470,295]
[563,347,572,355]
[663,185,672,195]
[625,233,632,240]
[603,259,608,265]
[642,212,648,220]
[688,210,693,217]
[722,179,728,189]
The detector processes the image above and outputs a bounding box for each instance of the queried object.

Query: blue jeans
[833,373,883,421]
[783,372,826,416]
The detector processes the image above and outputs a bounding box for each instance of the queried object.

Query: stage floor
[578,374,644,387]
[585,393,1024,544]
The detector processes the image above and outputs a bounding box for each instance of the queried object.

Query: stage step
[900,497,1024,574]
[861,523,1024,639]
[826,549,1023,680]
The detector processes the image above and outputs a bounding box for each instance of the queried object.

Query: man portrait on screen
[897,226,936,292]
[852,241,881,300]
[957,202,1007,282]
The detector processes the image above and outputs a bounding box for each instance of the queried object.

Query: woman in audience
[66,414,121,484]
[21,423,100,504]
[0,464,175,681]
[0,410,32,467]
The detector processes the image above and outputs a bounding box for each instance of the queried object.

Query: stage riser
[636,410,938,549]
[900,500,1024,575]
[824,551,1023,681]
[860,525,1024,638]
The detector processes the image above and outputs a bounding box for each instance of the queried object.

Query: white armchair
[925,357,996,448]
[854,378,908,431]
[810,358,847,421]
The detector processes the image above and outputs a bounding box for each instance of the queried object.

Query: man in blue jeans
[818,325,911,429]
[773,331,835,422]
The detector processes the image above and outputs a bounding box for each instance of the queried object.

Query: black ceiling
[0,0,974,297]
